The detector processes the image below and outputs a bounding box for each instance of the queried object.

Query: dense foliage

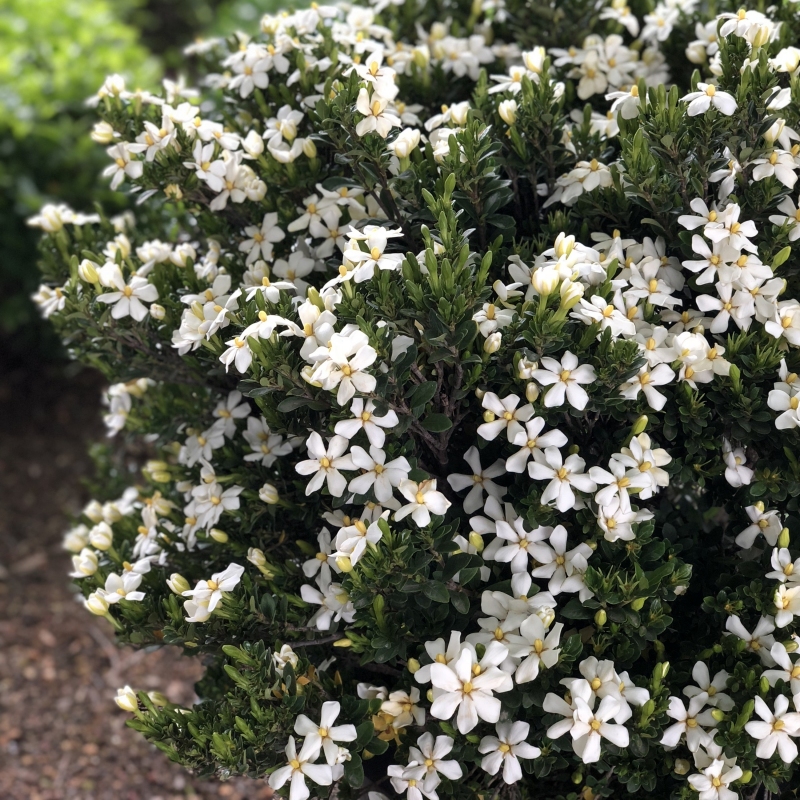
[31,0,800,798]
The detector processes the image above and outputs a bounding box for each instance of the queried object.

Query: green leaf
[421,414,453,432]
[409,381,437,407]
[421,581,450,603]
[344,753,364,787]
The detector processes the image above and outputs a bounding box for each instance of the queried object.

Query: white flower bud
[102,502,122,524]
[498,99,517,125]
[149,303,166,320]
[170,243,196,268]
[85,591,109,615]
[302,137,317,158]
[483,332,502,354]
[685,42,707,65]
[167,573,190,594]
[259,483,279,504]
[72,548,99,577]
[247,547,267,567]
[63,524,90,553]
[89,522,113,551]
[209,527,229,543]
[525,382,540,402]
[559,279,584,309]
[115,685,139,713]
[531,266,560,297]
[90,121,117,144]
[242,129,265,158]
[78,259,100,284]
[389,128,421,159]
[83,500,104,523]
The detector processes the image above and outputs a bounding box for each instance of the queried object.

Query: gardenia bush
[31,0,800,797]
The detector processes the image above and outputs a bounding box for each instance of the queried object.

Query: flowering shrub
[32,0,800,797]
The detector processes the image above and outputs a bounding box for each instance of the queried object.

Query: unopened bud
[710,708,725,722]
[483,410,496,423]
[147,691,168,707]
[571,771,583,785]
[474,387,485,400]
[559,278,584,309]
[149,303,166,320]
[631,597,646,611]
[259,483,279,504]
[779,528,791,548]
[760,676,770,694]
[242,129,265,158]
[333,638,352,647]
[209,528,228,543]
[302,138,317,158]
[407,658,421,674]
[525,382,539,402]
[426,689,434,703]
[336,556,353,573]
[91,121,117,144]
[498,99,517,125]
[673,758,690,776]
[167,573,190,594]
[85,591,110,615]
[483,332,502,354]
[469,531,485,552]
[114,686,139,713]
[78,259,100,284]
[594,609,607,627]
[532,267,560,297]
[631,415,648,436]
[164,184,183,201]
[89,522,113,551]
[739,770,753,785]
[247,547,267,567]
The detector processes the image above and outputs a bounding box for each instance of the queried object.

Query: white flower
[32,285,66,318]
[476,393,534,442]
[681,83,737,116]
[530,525,593,597]
[589,457,650,512]
[273,644,299,675]
[356,88,401,137]
[688,759,743,800]
[769,195,800,242]
[96,264,158,321]
[479,721,541,784]
[751,149,798,190]
[302,528,337,584]
[348,446,411,502]
[407,732,462,790]
[447,447,506,514]
[528,447,597,512]
[380,687,426,729]
[684,662,734,711]
[506,616,563,683]
[618,363,675,411]
[101,572,146,604]
[767,548,800,584]
[294,701,357,765]
[745,695,800,763]
[103,143,144,189]
[334,398,399,447]
[395,479,451,527]
[725,615,776,665]
[735,503,783,549]
[774,584,800,627]
[268,735,333,800]
[768,385,800,430]
[301,579,356,630]
[243,418,292,466]
[570,696,630,763]
[531,352,595,410]
[615,433,671,499]
[310,330,378,406]
[722,439,753,488]
[506,418,568,473]
[239,212,286,264]
[296,433,355,497]
[334,515,386,566]
[429,643,511,733]
[763,642,800,695]
[342,225,404,282]
[182,563,244,615]
[492,518,550,573]
[660,694,716,752]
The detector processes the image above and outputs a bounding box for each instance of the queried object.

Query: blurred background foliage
[0,0,285,364]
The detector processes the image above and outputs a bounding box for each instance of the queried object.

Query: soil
[0,360,272,800]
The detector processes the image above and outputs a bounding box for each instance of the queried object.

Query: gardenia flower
[447,446,506,514]
[660,693,717,752]
[774,584,800,627]
[506,615,563,683]
[348,446,411,502]
[239,212,286,264]
[429,643,511,733]
[725,615,777,665]
[356,88,401,137]
[296,433,355,497]
[619,363,675,411]
[570,696,630,764]
[530,525,593,597]
[182,563,244,614]
[96,264,158,321]
[310,330,378,406]
[101,571,146,604]
[477,392,534,442]
[688,759,743,800]
[301,578,356,630]
[531,351,596,410]
[405,732,462,791]
[479,721,541,784]
[681,83,737,116]
[294,701,357,765]
[268,735,333,800]
[744,695,800,763]
[528,447,597,512]
[722,439,753,487]
[506,418,568,473]
[395,479,451,527]
[334,398,399,447]
[492,518,550,573]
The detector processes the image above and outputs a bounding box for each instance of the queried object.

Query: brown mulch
[0,361,271,800]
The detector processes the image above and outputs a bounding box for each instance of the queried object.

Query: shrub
[0,0,158,354]
[32,0,800,797]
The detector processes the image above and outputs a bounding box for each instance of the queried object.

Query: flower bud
[483,332,501,354]
[147,691,168,707]
[242,129,265,158]
[631,597,646,611]
[673,758,690,775]
[517,357,538,380]
[571,771,583,784]
[426,689,434,703]
[72,548,99,577]
[559,279,585,309]
[302,137,318,158]
[63,524,90,553]
[114,686,139,712]
[89,522,113,551]
[779,527,791,548]
[407,658,421,674]
[525,382,539,403]
[710,708,725,722]
[91,121,117,144]
[469,531,485,552]
[474,387,485,400]
[259,482,279,504]
[167,573,190,594]
[164,184,183,201]
[85,591,109,616]
[685,41,707,64]
[209,528,228,543]
[78,259,100,284]
[739,770,753,784]
[498,99,517,126]
[333,638,352,647]
[594,609,607,627]
[483,410,496,423]
[336,556,354,573]
[83,500,104,524]
[531,266,559,297]
[631,415,649,436]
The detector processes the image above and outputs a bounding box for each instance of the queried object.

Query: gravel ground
[0,361,271,800]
